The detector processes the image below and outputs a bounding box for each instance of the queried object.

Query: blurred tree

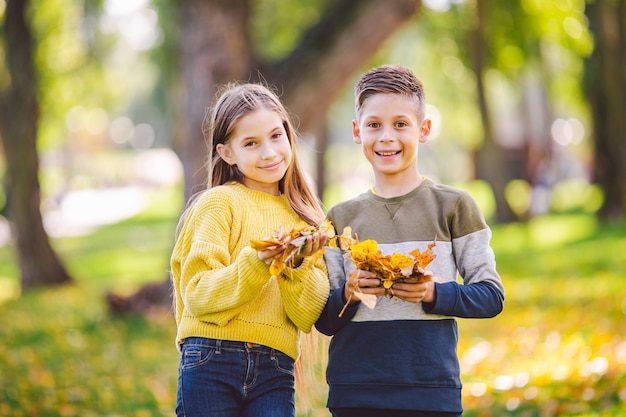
[107,0,423,313]
[174,0,422,202]
[446,0,592,222]
[585,0,626,220]
[0,0,72,288]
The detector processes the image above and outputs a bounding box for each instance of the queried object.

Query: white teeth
[377,151,399,156]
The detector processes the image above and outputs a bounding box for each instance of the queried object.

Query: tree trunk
[468,0,517,223]
[268,0,421,133]
[175,0,253,203]
[585,0,626,220]
[0,0,72,288]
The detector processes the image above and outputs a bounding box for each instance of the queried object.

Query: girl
[170,83,330,417]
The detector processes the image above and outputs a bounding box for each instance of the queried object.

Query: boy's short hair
[354,64,426,121]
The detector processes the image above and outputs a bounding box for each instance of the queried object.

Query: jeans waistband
[182,337,276,354]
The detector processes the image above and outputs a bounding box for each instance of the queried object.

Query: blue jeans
[176,337,295,417]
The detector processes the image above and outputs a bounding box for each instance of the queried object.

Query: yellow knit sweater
[170,182,330,360]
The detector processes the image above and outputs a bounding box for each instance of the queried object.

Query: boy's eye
[395,121,407,128]
[368,122,380,128]
[243,141,256,147]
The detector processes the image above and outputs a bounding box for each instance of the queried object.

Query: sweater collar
[368,177,430,204]
[228,181,287,204]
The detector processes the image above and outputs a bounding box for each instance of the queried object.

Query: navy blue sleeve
[314,285,359,336]
[422,281,504,318]
[315,244,360,335]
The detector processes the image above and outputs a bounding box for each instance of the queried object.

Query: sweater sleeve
[172,194,272,326]
[423,194,505,318]
[277,254,330,333]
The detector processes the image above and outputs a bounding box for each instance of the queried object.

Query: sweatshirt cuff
[422,281,457,315]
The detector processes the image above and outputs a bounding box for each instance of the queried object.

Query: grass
[0,191,625,416]
[457,214,626,417]
[0,286,176,417]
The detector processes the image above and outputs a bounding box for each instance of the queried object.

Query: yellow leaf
[250,237,282,250]
[269,259,285,276]
[390,253,413,269]
[351,239,378,254]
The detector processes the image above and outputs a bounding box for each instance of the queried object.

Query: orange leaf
[329,226,358,250]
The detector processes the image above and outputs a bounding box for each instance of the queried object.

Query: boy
[315,64,505,417]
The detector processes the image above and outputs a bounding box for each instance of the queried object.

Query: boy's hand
[391,280,436,303]
[344,269,384,303]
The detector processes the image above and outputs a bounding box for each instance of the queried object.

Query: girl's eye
[272,132,283,139]
[243,141,256,147]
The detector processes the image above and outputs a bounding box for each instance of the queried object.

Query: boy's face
[352,93,431,178]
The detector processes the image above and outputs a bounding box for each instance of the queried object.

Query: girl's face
[352,93,430,180]
[216,108,292,196]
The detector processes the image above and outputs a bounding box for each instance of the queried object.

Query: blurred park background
[1,0,625,416]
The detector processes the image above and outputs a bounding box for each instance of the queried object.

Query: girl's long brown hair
[203,82,325,226]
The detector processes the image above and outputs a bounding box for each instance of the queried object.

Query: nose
[380,126,394,142]
[261,142,278,159]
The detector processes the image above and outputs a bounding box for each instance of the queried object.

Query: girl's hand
[257,230,328,267]
[291,230,328,266]
[297,230,328,256]
[256,244,287,265]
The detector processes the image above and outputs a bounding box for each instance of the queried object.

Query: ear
[352,120,362,144]
[216,143,234,165]
[419,118,432,143]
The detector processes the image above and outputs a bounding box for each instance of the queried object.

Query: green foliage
[251,0,329,60]
[1,206,625,416]
[26,0,169,152]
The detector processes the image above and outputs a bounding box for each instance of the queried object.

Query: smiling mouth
[376,151,401,156]
[260,161,283,169]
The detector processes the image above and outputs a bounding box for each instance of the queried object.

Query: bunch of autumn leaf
[331,226,436,289]
[249,221,437,305]
[249,219,334,277]
[331,226,437,313]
